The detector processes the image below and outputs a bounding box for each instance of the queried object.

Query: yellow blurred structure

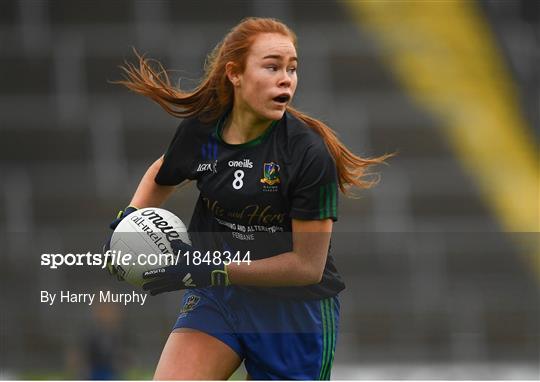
[345,0,539,274]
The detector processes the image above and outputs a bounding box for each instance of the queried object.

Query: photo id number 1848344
[182,251,251,266]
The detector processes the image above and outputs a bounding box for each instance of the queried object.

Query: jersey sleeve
[289,142,339,221]
[155,119,192,186]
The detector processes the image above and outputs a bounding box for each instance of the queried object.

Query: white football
[109,207,190,288]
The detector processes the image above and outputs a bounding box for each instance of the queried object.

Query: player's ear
[225,61,241,87]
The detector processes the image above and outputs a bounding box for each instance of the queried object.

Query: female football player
[108,17,390,380]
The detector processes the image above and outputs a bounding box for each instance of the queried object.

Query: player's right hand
[104,206,138,280]
[141,239,230,295]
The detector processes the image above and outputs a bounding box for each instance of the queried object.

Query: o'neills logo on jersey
[196,160,218,173]
[228,159,253,168]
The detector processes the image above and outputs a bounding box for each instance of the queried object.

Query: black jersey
[155,110,345,299]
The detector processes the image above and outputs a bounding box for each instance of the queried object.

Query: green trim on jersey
[215,113,278,148]
[318,298,336,380]
[319,182,337,219]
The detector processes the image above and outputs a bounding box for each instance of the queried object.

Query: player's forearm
[226,251,323,287]
[130,157,176,208]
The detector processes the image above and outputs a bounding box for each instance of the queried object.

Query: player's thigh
[154,328,242,380]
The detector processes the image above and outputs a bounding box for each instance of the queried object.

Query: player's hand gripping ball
[108,207,191,288]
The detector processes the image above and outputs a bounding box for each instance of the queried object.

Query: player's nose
[277,72,292,88]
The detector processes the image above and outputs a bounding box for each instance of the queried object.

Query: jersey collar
[214,111,278,149]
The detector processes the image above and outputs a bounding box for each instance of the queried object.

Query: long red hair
[115,17,392,194]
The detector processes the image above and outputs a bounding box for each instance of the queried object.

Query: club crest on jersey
[260,162,280,186]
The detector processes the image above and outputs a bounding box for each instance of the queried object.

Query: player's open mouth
[272,94,291,104]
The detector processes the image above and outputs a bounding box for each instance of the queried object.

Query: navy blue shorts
[173,286,340,380]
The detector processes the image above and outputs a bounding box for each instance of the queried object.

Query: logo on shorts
[179,295,200,318]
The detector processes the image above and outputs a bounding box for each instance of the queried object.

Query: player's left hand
[141,240,230,295]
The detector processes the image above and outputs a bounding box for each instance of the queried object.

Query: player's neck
[222,107,272,145]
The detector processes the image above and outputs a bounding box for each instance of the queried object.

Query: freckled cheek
[252,80,270,105]
[242,84,265,111]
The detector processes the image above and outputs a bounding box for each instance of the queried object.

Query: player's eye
[266,65,278,71]
[288,67,297,74]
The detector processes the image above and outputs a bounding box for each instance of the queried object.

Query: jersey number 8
[233,170,244,190]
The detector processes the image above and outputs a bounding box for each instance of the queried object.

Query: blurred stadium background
[0,0,538,379]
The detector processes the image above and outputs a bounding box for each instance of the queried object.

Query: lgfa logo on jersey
[197,161,217,173]
[260,162,280,192]
[197,135,218,173]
